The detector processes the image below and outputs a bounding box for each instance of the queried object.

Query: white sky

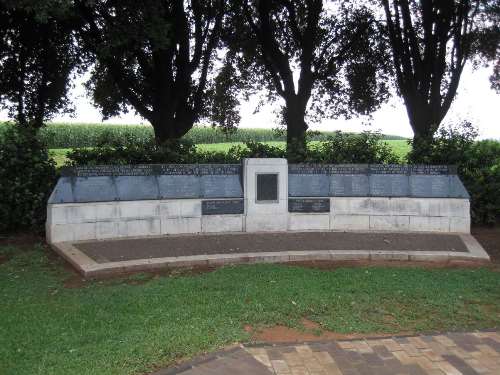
[1,64,499,139]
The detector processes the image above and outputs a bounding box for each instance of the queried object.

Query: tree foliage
[381,0,499,154]
[0,0,80,129]
[222,0,390,156]
[76,0,225,143]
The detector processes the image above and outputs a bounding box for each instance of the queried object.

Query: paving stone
[165,330,500,375]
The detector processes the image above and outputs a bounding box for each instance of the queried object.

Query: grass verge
[0,244,499,375]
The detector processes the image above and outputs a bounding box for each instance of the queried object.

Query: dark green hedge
[0,126,56,233]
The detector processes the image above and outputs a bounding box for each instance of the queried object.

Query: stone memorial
[47,159,471,243]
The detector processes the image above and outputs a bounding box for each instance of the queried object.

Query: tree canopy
[75,0,224,143]
[0,0,80,129]
[221,0,390,155]
[381,0,499,156]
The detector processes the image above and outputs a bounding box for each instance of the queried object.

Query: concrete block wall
[329,197,470,233]
[47,200,200,243]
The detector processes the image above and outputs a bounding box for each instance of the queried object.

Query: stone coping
[50,232,490,278]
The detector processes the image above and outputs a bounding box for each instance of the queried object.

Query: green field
[1,244,499,375]
[0,121,408,148]
[49,140,411,167]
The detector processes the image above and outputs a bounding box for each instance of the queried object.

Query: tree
[224,0,390,156]
[381,0,499,157]
[0,0,80,129]
[76,0,225,144]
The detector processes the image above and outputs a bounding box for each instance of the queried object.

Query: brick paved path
[160,331,500,375]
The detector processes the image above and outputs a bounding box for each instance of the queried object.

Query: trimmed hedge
[0,121,407,149]
[0,126,57,233]
[66,131,400,166]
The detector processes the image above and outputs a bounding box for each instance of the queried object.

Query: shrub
[310,131,401,164]
[0,126,57,233]
[407,122,500,225]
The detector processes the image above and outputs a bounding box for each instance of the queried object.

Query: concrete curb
[50,232,491,278]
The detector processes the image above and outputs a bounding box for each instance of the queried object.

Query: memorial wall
[46,159,471,243]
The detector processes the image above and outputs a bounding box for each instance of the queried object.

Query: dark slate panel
[157,164,198,175]
[369,164,410,175]
[48,177,74,204]
[288,174,330,197]
[115,176,160,201]
[202,199,244,215]
[410,175,450,197]
[449,175,470,198]
[201,175,243,198]
[288,198,330,213]
[63,164,157,177]
[157,175,201,199]
[410,165,452,175]
[329,164,369,174]
[256,174,278,201]
[289,164,330,175]
[330,175,370,197]
[73,176,118,202]
[369,174,409,196]
[198,164,241,175]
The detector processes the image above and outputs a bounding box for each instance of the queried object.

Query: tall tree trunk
[284,97,308,161]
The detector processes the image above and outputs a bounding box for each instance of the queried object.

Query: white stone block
[370,198,391,215]
[409,216,450,232]
[331,198,371,215]
[245,214,288,232]
[124,218,161,237]
[96,221,118,240]
[47,205,69,225]
[330,215,370,231]
[95,203,119,221]
[118,201,159,219]
[72,222,97,241]
[370,215,410,231]
[67,205,97,223]
[160,200,201,218]
[161,217,201,235]
[443,199,470,218]
[202,215,243,233]
[47,224,74,243]
[389,198,429,216]
[288,214,330,231]
[449,217,470,233]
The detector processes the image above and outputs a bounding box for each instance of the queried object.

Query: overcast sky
[1,64,499,139]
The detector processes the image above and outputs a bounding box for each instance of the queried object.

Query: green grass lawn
[1,244,499,375]
[49,140,411,168]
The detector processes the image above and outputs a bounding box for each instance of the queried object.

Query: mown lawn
[49,140,411,167]
[1,244,499,375]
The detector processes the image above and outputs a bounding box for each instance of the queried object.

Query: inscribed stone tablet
[288,164,330,174]
[410,165,450,175]
[369,164,410,175]
[329,164,369,174]
[288,174,330,197]
[199,164,241,175]
[157,175,201,199]
[257,173,278,201]
[73,176,118,202]
[202,199,244,215]
[115,176,160,201]
[201,175,243,198]
[48,177,74,204]
[157,164,198,175]
[410,175,450,197]
[370,174,409,196]
[449,175,470,198]
[288,198,330,213]
[330,175,369,196]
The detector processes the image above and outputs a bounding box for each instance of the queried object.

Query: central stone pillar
[243,158,288,232]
